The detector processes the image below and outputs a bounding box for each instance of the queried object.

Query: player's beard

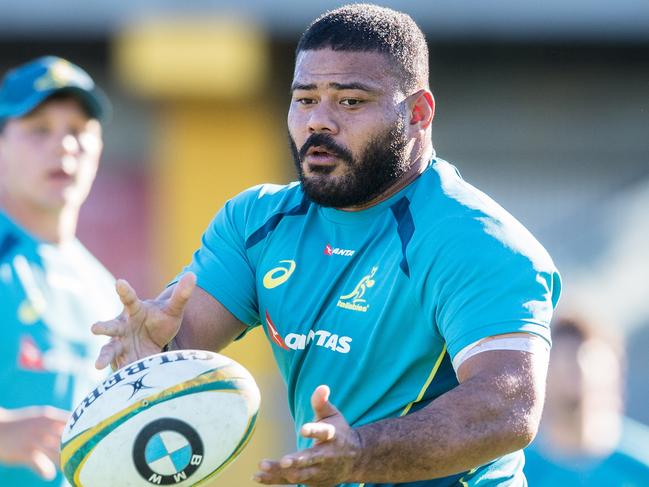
[289,118,410,208]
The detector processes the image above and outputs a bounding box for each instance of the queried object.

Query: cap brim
[1,85,112,124]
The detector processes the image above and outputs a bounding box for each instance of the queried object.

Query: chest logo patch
[263,260,296,289]
[337,266,378,313]
[324,244,355,257]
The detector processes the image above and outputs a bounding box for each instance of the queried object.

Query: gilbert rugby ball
[61,350,260,487]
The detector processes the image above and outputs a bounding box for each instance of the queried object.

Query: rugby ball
[60,350,260,487]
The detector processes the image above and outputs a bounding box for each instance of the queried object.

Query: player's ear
[408,90,435,129]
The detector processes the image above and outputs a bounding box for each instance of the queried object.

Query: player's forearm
[173,315,239,353]
[349,370,542,483]
[171,284,247,353]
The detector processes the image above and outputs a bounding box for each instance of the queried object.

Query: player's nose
[307,103,339,135]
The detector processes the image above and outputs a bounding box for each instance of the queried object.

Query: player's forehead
[24,96,90,120]
[292,48,399,93]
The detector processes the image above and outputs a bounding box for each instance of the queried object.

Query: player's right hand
[0,406,69,480]
[92,272,196,370]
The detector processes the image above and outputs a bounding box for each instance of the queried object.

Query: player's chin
[304,163,340,178]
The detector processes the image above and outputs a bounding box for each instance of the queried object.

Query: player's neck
[0,195,79,244]
[338,144,434,212]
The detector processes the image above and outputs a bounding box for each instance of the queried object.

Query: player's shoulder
[236,181,303,205]
[0,211,27,263]
[412,158,515,225]
[411,158,554,265]
[222,181,307,224]
[615,417,649,467]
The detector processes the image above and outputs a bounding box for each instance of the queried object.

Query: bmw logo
[133,418,204,485]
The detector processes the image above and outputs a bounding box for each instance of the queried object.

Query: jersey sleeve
[180,196,260,327]
[418,215,562,362]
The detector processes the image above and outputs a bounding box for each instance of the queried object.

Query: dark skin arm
[254,345,547,486]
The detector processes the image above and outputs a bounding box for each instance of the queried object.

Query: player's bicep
[456,335,549,421]
[457,333,549,382]
[175,283,247,352]
[453,332,550,373]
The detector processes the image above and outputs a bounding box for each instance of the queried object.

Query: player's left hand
[253,385,362,486]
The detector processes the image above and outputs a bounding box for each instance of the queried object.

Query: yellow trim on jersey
[351,348,447,487]
[459,467,478,486]
[400,345,447,417]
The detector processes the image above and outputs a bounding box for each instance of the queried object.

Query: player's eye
[294,97,316,105]
[28,124,51,136]
[340,98,364,107]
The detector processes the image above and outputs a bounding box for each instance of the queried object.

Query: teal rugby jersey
[525,418,649,486]
[0,211,121,487]
[183,158,561,486]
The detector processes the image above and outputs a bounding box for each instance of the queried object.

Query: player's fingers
[284,465,326,486]
[251,471,279,484]
[286,466,323,485]
[91,318,126,337]
[39,442,61,467]
[116,279,143,318]
[164,273,196,318]
[40,432,62,451]
[254,459,330,486]
[301,421,336,442]
[95,346,113,370]
[95,339,123,370]
[257,459,280,473]
[37,406,70,425]
[28,450,57,480]
[37,426,66,450]
[280,452,326,469]
[311,384,339,421]
[253,460,286,484]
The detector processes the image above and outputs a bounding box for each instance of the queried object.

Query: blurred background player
[0,56,121,486]
[524,315,649,485]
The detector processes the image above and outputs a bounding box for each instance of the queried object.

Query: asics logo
[263,260,296,289]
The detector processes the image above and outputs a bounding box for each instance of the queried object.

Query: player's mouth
[47,168,75,184]
[305,146,340,171]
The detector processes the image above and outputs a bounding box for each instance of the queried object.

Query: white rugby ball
[61,350,260,487]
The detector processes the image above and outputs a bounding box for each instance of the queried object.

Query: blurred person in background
[524,315,649,485]
[93,4,561,486]
[0,56,121,486]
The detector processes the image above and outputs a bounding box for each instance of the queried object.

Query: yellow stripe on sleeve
[400,345,447,417]
[354,346,447,487]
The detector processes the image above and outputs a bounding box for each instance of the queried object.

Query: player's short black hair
[296,4,429,92]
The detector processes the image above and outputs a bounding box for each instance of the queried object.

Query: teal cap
[0,56,110,124]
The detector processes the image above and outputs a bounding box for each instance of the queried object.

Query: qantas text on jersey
[284,329,352,354]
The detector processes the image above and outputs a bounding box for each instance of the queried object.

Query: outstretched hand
[253,385,362,486]
[92,273,196,370]
[0,406,69,480]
